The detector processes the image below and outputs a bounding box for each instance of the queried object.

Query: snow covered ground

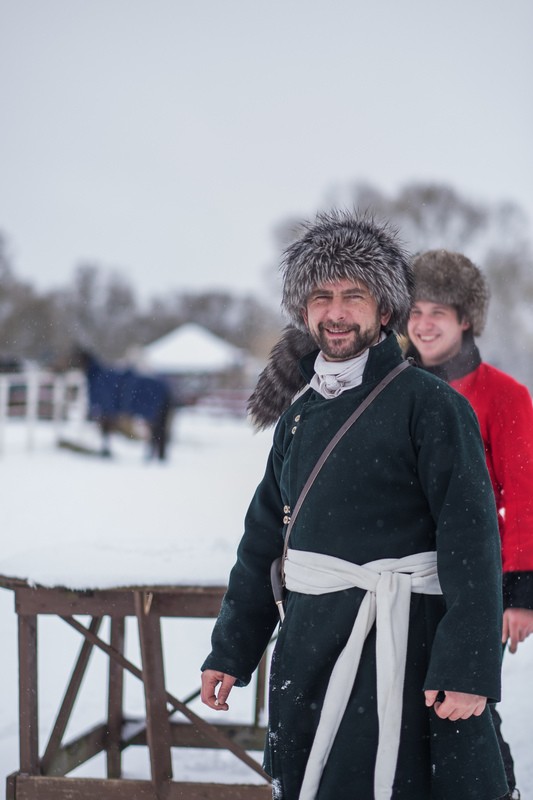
[0,412,531,795]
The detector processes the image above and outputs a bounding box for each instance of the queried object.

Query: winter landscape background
[0,412,532,796]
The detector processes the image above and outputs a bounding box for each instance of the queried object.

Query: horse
[75,349,173,460]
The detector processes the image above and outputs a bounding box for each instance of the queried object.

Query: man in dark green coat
[201,211,508,800]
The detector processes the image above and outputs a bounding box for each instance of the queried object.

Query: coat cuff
[503,571,533,610]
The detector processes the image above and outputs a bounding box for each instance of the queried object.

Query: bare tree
[60,263,140,360]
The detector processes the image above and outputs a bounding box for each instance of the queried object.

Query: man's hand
[201,669,237,711]
[502,607,533,654]
[424,690,487,720]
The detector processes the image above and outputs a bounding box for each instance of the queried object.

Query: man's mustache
[318,322,360,334]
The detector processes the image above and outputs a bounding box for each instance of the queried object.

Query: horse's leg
[143,421,157,462]
[145,430,156,461]
[150,422,163,461]
[151,406,169,461]
[100,418,113,457]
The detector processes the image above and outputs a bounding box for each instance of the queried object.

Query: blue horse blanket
[86,359,171,423]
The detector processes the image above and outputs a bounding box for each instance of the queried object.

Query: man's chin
[319,333,371,360]
[322,342,363,361]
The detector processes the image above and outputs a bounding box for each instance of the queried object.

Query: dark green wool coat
[202,334,507,800]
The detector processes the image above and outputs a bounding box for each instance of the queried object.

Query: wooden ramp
[0,577,271,800]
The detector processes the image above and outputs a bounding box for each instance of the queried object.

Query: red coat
[451,362,533,576]
[408,335,533,609]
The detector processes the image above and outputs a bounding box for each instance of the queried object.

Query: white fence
[0,370,87,453]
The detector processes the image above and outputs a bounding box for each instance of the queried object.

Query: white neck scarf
[310,332,386,399]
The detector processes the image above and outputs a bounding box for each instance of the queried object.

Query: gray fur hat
[247,210,414,429]
[281,209,414,333]
[412,250,490,336]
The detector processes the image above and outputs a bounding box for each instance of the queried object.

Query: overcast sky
[1,0,532,305]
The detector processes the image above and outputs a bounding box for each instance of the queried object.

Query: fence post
[26,370,39,452]
[0,375,8,454]
[52,373,66,440]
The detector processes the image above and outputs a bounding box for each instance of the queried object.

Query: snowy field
[0,411,531,796]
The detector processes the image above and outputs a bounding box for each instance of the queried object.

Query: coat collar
[406,331,481,383]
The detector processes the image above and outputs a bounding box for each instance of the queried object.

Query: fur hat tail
[247,327,315,429]
[412,250,490,336]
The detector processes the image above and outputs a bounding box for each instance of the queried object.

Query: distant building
[135,324,252,411]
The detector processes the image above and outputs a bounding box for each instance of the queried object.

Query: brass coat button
[294,414,301,422]
[284,505,291,514]
[291,426,297,434]
[283,515,291,524]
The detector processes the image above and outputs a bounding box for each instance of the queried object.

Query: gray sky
[1,0,532,304]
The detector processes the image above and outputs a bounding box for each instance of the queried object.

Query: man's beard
[312,321,381,361]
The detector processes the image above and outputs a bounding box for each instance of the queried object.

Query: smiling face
[301,278,391,361]
[408,300,470,367]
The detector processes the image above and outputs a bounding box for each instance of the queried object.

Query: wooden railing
[0,577,272,800]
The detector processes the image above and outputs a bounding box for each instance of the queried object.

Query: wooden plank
[11,775,156,800]
[15,587,134,616]
[135,591,173,796]
[18,614,39,773]
[14,585,226,618]
[124,720,266,752]
[107,616,126,778]
[0,575,30,590]
[148,591,224,618]
[171,721,267,750]
[41,617,103,774]
[5,771,17,800]
[12,775,272,800]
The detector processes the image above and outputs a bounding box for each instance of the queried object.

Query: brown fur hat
[412,250,490,336]
[281,209,414,334]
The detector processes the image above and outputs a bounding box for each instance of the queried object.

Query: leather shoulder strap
[281,359,411,576]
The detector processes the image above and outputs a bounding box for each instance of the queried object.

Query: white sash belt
[283,548,442,800]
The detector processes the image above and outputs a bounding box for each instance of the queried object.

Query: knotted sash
[283,548,442,800]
